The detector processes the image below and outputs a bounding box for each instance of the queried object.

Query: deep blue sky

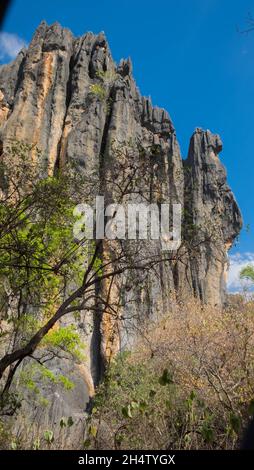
[1,0,254,274]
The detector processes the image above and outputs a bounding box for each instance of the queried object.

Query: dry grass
[89,297,254,450]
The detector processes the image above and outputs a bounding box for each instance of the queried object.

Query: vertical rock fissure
[54,48,74,173]
[90,87,115,384]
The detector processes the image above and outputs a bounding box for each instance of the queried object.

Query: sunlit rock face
[0,22,242,448]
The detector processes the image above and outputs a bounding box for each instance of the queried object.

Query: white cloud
[227,252,254,292]
[0,32,27,62]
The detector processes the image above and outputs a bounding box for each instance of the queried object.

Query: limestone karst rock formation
[0,22,242,448]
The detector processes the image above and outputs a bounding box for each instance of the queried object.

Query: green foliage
[0,173,86,325]
[13,325,84,406]
[10,440,18,450]
[43,430,54,444]
[158,368,174,386]
[90,352,183,449]
[88,425,97,438]
[33,438,40,450]
[122,404,133,419]
[83,438,91,449]
[95,70,117,84]
[57,375,74,391]
[0,391,22,416]
[18,361,75,406]
[200,422,214,444]
[43,325,86,361]
[11,325,81,406]
[240,265,254,283]
[0,142,102,332]
[0,141,105,420]
[60,416,74,428]
[229,413,242,435]
[90,83,107,101]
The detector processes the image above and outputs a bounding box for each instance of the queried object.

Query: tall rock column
[183,129,242,305]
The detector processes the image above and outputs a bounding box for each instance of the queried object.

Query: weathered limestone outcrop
[183,129,242,306]
[0,22,242,448]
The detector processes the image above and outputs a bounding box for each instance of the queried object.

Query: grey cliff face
[0,22,242,448]
[183,129,242,306]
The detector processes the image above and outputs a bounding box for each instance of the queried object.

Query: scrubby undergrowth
[87,297,254,450]
[1,296,253,450]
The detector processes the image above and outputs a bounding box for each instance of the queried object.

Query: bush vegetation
[87,297,254,450]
